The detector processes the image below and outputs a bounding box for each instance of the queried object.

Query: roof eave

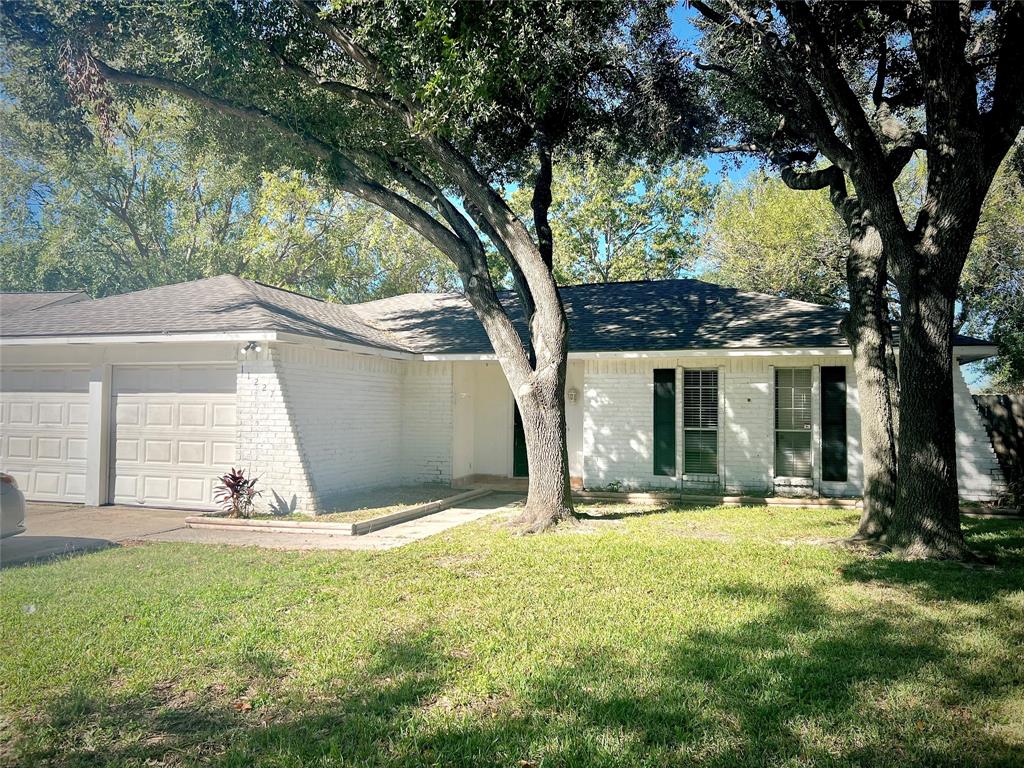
[0,329,417,360]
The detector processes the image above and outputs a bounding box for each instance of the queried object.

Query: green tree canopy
[0,102,458,300]
[704,157,1024,392]
[509,158,712,285]
[702,173,846,306]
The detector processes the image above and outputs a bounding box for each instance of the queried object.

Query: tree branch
[872,35,888,108]
[531,131,554,271]
[89,56,473,268]
[778,2,886,165]
[982,0,1024,173]
[288,0,415,114]
[272,52,403,114]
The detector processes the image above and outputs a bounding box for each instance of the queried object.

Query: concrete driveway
[0,503,193,568]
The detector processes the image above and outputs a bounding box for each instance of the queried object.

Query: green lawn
[2,504,1023,767]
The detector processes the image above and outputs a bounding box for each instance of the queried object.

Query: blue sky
[670,3,761,184]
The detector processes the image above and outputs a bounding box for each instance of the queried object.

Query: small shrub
[215,468,261,518]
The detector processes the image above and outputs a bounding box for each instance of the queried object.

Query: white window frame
[773,366,814,481]
[681,367,720,480]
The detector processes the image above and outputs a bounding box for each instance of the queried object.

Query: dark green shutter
[653,369,676,476]
[513,403,528,477]
[821,366,847,481]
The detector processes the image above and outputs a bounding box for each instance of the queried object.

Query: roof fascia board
[0,333,995,363]
[0,331,279,346]
[424,347,856,361]
[955,345,998,362]
[424,345,996,362]
[273,331,415,360]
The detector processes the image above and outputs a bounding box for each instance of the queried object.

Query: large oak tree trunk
[842,223,898,541]
[886,274,967,559]
[512,350,575,532]
[459,257,576,533]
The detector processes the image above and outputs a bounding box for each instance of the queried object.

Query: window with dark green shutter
[683,369,718,474]
[653,369,676,476]
[775,368,812,477]
[821,366,848,481]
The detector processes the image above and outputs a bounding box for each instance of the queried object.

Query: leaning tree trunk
[841,222,899,541]
[512,347,575,532]
[886,269,968,559]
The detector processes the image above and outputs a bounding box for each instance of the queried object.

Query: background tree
[688,0,1024,558]
[0,102,458,300]
[705,156,1024,393]
[703,172,846,305]
[4,0,706,530]
[509,158,713,285]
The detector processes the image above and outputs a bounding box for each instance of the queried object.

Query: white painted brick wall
[236,349,316,514]
[237,344,999,508]
[274,345,404,511]
[401,362,453,485]
[953,363,1005,500]
[583,360,677,490]
[583,356,999,500]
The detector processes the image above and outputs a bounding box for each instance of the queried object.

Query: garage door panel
[8,402,34,424]
[142,439,172,463]
[0,367,89,502]
[66,474,86,497]
[110,365,237,510]
[37,437,63,460]
[179,403,206,427]
[115,438,139,462]
[68,438,88,461]
[38,403,65,425]
[145,403,173,427]
[68,402,91,425]
[176,478,208,504]
[116,403,141,425]
[212,404,238,428]
[35,471,62,495]
[113,474,138,498]
[211,442,236,465]
[7,436,32,459]
[178,441,206,464]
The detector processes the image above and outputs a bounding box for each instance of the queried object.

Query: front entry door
[513,404,529,477]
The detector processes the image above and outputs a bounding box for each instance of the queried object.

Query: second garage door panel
[111,365,238,509]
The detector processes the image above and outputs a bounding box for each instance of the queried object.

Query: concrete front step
[573,491,863,509]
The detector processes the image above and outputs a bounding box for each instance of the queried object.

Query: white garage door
[110,365,238,510]
[0,367,90,502]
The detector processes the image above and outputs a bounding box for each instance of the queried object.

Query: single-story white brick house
[0,275,1005,512]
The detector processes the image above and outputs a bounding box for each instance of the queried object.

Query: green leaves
[703,172,847,306]
[0,101,458,300]
[510,157,712,285]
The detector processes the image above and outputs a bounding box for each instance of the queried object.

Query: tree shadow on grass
[841,517,1024,603]
[12,577,1023,767]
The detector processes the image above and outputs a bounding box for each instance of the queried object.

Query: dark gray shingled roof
[0,275,407,352]
[0,274,989,353]
[351,279,990,353]
[0,290,90,317]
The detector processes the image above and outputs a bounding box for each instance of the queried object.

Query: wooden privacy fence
[973,395,1024,499]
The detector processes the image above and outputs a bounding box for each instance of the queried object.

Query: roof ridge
[239,277,332,305]
[0,289,88,296]
[236,276,417,353]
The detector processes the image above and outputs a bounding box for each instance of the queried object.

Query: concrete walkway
[1,493,520,567]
